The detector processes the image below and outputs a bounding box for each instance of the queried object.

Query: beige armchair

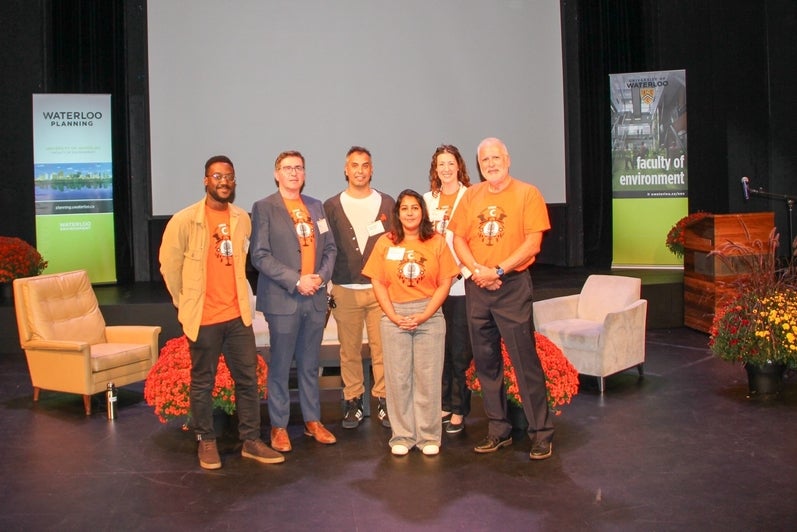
[13,270,161,415]
[533,274,647,393]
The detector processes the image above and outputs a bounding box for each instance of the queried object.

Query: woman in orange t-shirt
[362,189,460,456]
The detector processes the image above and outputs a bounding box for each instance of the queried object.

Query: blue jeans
[265,295,326,428]
[188,317,261,441]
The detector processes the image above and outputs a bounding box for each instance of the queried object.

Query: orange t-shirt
[202,205,240,325]
[447,178,550,271]
[283,197,316,275]
[431,190,458,235]
[362,233,460,303]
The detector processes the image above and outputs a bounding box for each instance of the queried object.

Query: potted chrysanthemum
[466,331,579,417]
[665,212,711,258]
[144,335,268,424]
[709,227,797,395]
[0,236,48,295]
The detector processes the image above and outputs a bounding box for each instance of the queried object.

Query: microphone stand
[748,186,796,254]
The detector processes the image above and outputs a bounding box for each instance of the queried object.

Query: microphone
[741,176,750,201]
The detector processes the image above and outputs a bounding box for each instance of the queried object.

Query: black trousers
[465,271,553,443]
[441,295,473,416]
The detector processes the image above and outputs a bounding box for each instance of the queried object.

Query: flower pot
[744,362,786,397]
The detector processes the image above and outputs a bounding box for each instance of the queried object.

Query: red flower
[466,332,579,416]
[665,212,711,258]
[144,335,268,423]
[0,236,48,283]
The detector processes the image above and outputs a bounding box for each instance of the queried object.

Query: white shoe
[391,444,409,456]
[422,444,439,456]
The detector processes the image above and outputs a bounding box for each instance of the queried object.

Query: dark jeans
[188,317,261,441]
[465,271,553,444]
[441,295,472,416]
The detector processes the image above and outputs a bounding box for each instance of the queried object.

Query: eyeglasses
[207,173,236,182]
[280,166,305,173]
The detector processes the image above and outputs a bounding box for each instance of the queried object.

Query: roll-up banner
[609,70,687,268]
[32,94,116,283]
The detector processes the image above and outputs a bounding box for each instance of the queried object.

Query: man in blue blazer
[251,150,338,453]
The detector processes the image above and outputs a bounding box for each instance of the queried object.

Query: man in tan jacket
[159,154,284,469]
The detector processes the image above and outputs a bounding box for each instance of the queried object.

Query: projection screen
[148,0,566,215]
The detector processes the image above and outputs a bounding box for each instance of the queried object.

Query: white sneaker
[422,444,439,456]
[391,444,409,456]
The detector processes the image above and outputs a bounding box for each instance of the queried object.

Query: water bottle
[106,382,118,420]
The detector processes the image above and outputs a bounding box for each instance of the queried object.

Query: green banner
[609,70,687,267]
[32,94,116,283]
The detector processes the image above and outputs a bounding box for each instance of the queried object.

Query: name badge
[386,246,405,261]
[317,218,329,233]
[430,208,446,222]
[367,220,386,237]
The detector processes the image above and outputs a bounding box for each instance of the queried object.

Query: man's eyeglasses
[207,173,236,182]
[280,166,305,174]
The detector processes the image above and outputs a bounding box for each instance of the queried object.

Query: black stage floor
[1,267,796,530]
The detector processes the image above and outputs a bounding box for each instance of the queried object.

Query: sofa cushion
[90,343,152,372]
[537,319,603,351]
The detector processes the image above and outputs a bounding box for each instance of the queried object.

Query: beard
[206,185,236,204]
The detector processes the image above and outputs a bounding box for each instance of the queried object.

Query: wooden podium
[683,212,774,333]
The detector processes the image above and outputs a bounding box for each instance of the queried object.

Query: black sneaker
[377,397,391,428]
[474,434,513,454]
[445,421,464,434]
[342,396,364,429]
[530,440,553,460]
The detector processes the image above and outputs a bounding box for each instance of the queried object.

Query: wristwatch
[495,266,505,278]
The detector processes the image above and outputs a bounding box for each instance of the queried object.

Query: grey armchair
[533,274,647,393]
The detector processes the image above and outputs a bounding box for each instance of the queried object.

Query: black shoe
[342,397,364,429]
[441,413,452,425]
[377,397,391,428]
[445,421,464,434]
[530,441,553,460]
[474,434,513,454]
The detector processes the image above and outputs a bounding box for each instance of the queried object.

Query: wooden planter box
[683,212,774,333]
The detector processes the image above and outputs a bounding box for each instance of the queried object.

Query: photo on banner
[609,70,687,268]
[32,94,117,283]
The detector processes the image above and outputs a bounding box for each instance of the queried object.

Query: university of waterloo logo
[397,249,427,287]
[477,206,506,246]
[640,87,655,105]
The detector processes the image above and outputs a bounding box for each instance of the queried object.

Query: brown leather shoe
[270,427,292,452]
[303,421,337,445]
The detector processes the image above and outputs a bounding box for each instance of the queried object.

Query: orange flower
[466,331,579,415]
[144,335,268,423]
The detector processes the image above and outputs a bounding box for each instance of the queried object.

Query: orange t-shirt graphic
[283,197,316,276]
[201,205,240,325]
[431,191,458,236]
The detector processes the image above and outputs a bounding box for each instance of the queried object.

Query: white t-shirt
[340,189,382,289]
